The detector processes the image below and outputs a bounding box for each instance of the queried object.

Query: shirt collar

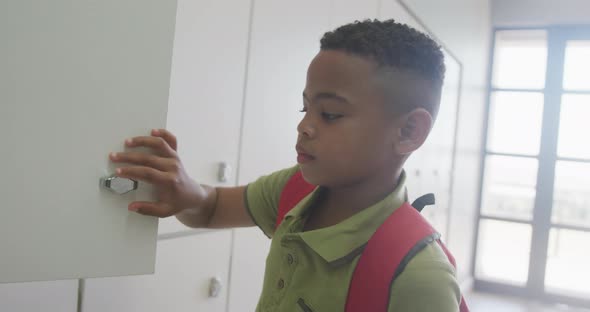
[286,171,408,265]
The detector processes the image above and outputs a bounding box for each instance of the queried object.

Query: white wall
[493,0,590,26]
[402,0,492,284]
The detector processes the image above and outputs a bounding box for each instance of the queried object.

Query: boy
[110,19,462,311]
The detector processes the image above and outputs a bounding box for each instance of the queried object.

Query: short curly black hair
[320,19,445,117]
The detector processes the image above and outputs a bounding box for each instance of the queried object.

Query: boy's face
[297,50,406,187]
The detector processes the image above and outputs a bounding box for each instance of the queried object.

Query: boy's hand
[109,129,207,218]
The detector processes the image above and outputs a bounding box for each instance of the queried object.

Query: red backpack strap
[345,202,469,312]
[275,170,316,230]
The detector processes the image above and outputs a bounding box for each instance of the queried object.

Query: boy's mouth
[296,145,316,163]
[297,153,315,164]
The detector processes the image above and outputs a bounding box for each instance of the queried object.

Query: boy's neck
[303,168,403,231]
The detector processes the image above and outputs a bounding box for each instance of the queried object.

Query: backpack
[275,170,469,312]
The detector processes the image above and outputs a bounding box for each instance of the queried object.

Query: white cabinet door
[229,2,379,311]
[0,0,177,283]
[82,231,232,312]
[158,0,252,235]
[228,228,270,312]
[0,281,78,312]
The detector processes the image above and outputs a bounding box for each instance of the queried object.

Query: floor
[467,292,590,312]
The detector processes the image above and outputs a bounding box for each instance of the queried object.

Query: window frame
[472,25,590,309]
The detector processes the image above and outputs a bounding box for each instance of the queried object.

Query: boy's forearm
[175,184,253,229]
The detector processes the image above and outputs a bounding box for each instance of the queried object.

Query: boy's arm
[174,185,255,229]
[176,165,299,231]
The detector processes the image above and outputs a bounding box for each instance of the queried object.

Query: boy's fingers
[110,152,176,172]
[152,129,178,152]
[125,136,177,158]
[116,166,170,185]
[128,201,173,218]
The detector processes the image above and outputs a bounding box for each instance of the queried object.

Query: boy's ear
[393,108,433,155]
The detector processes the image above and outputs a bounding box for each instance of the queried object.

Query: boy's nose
[297,116,316,138]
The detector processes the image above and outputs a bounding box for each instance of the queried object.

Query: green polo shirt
[245,166,461,312]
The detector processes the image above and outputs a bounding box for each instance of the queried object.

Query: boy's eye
[321,112,342,121]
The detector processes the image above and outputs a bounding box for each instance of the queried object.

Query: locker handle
[101,174,138,194]
[209,277,223,298]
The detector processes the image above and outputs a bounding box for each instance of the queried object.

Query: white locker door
[82,231,232,312]
[0,1,177,283]
[81,0,252,308]
[158,0,252,235]
[0,281,78,312]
